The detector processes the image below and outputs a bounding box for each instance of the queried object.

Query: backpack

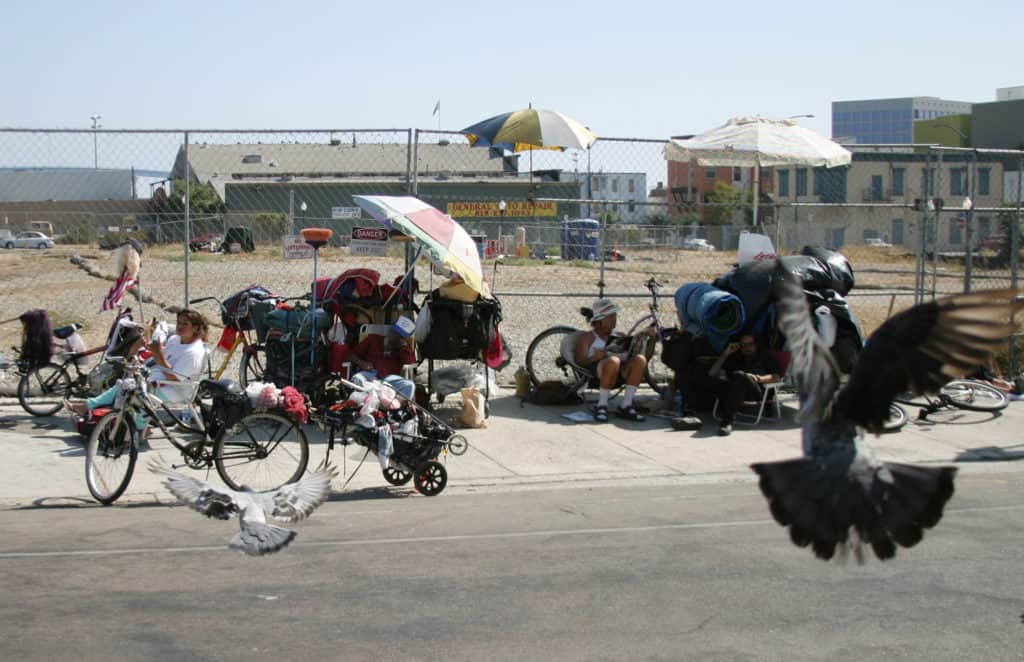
[520,380,584,407]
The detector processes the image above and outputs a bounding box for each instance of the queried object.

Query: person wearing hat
[349,317,417,400]
[66,309,210,416]
[574,298,651,422]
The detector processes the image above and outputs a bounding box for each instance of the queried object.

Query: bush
[58,224,98,245]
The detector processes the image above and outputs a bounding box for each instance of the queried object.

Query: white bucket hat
[589,298,621,323]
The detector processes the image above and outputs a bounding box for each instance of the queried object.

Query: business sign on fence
[282,235,314,260]
[350,227,389,256]
[331,206,362,219]
[447,200,557,218]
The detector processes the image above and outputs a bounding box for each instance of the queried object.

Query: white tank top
[586,333,607,359]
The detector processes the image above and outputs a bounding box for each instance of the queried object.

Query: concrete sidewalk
[1,387,1023,508]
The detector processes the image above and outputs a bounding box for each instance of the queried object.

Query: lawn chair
[711,350,790,426]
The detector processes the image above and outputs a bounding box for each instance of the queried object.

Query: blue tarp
[674,283,746,352]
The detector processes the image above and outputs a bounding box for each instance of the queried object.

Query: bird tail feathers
[750,458,956,562]
[230,522,297,556]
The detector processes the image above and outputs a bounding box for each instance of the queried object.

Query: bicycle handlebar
[189,296,220,305]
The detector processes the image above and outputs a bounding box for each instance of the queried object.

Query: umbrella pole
[752,164,760,233]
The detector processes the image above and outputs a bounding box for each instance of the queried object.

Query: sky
[2,0,1021,142]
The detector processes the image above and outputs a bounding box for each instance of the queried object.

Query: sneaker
[615,405,645,422]
[593,405,609,423]
[718,422,732,436]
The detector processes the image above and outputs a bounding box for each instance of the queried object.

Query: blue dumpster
[561,218,600,260]
[469,234,487,260]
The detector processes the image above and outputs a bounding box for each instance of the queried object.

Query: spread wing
[839,288,1023,434]
[148,461,239,520]
[773,261,841,422]
[251,464,338,523]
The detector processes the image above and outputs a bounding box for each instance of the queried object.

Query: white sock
[598,389,610,407]
[623,385,637,407]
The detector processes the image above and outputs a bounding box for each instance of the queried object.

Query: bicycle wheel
[625,316,673,395]
[525,326,586,388]
[85,411,138,505]
[940,380,1009,412]
[239,346,266,387]
[17,363,72,416]
[882,403,908,433]
[214,412,309,492]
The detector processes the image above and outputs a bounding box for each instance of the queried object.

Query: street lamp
[90,114,102,169]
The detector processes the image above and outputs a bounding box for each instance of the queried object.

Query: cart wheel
[413,460,447,496]
[447,434,469,456]
[383,467,412,486]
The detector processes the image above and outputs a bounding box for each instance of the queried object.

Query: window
[612,179,618,193]
[892,218,904,245]
[863,229,880,240]
[778,170,790,197]
[949,217,962,245]
[241,154,262,164]
[705,167,717,179]
[978,216,991,239]
[827,227,845,249]
[950,168,967,196]
[979,168,990,195]
[628,201,635,213]
[733,168,742,182]
[628,180,635,194]
[796,169,808,196]
[870,175,883,201]
[892,168,905,196]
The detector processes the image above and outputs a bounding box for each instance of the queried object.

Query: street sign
[331,206,362,219]
[350,227,389,256]
[282,234,314,260]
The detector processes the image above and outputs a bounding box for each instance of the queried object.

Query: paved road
[1,475,1022,661]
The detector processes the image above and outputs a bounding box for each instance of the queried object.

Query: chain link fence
[1,128,1022,377]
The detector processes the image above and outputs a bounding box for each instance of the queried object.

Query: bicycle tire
[525,325,587,388]
[626,315,672,394]
[17,363,72,416]
[940,380,1009,412]
[85,411,138,505]
[239,346,266,387]
[882,403,908,433]
[214,412,309,492]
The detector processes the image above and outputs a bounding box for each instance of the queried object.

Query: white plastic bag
[737,232,776,266]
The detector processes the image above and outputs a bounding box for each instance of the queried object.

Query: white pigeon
[752,261,1022,562]
[149,461,338,556]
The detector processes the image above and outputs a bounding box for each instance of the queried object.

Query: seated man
[708,333,781,436]
[574,298,651,423]
[349,317,417,400]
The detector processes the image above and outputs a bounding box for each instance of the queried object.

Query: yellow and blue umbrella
[353,195,484,295]
[461,107,596,153]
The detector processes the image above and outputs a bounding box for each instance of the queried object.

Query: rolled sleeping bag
[673,283,745,352]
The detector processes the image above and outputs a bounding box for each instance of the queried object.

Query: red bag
[484,326,507,369]
[76,407,112,439]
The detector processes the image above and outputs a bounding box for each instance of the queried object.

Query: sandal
[593,405,609,423]
[615,405,645,422]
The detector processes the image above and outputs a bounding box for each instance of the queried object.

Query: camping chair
[557,331,626,401]
[711,350,790,426]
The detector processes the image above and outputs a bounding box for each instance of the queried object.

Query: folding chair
[711,350,790,426]
[557,331,626,402]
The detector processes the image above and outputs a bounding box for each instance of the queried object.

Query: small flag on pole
[432,100,441,116]
[100,268,135,312]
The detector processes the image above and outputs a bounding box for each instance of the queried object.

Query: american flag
[100,268,135,312]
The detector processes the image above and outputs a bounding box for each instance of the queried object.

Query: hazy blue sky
[2,0,1020,140]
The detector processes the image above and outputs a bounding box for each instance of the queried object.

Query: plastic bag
[456,387,487,428]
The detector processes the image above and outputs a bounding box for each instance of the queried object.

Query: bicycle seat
[199,378,244,398]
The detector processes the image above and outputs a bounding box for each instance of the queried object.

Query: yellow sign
[447,200,557,218]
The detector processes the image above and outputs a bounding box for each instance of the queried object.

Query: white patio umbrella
[664,116,852,229]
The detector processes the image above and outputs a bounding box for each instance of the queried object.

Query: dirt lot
[0,243,1005,379]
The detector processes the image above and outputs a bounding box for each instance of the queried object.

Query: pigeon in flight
[752,262,1022,562]
[149,462,338,556]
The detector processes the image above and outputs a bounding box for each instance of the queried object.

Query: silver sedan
[3,231,55,249]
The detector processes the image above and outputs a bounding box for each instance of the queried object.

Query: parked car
[683,237,716,252]
[3,231,55,249]
[974,234,1006,252]
[864,237,892,248]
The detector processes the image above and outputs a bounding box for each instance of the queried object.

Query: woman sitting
[66,309,209,416]
[574,298,649,423]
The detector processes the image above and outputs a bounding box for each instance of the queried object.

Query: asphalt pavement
[1,385,1023,508]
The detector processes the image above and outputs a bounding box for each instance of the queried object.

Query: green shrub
[58,224,98,245]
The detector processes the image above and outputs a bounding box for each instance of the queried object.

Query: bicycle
[17,310,134,417]
[84,356,309,505]
[525,276,674,394]
[189,292,277,388]
[888,379,1009,429]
